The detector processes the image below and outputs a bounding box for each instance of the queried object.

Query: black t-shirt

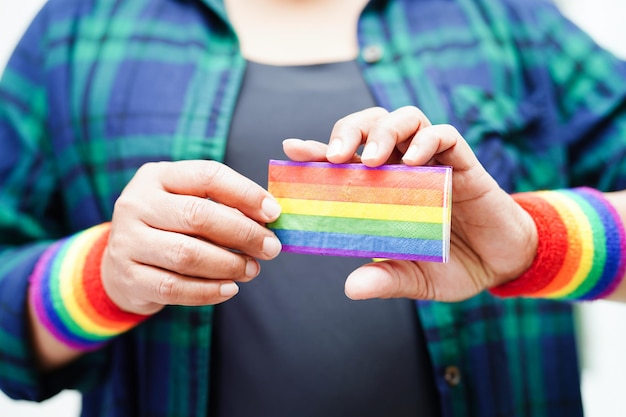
[211,60,441,417]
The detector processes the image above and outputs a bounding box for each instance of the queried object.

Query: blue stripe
[274,229,443,257]
[575,188,623,300]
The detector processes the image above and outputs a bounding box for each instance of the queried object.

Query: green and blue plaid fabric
[3,0,626,416]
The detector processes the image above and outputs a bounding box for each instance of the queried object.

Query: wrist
[29,223,150,351]
[493,201,539,288]
[489,188,626,300]
[100,246,163,316]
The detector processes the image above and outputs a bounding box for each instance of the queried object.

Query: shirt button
[444,365,462,387]
[361,44,384,63]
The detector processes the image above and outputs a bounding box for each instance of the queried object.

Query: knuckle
[331,115,350,132]
[401,105,427,119]
[414,277,436,300]
[135,162,154,177]
[238,182,257,202]
[373,106,389,113]
[199,160,226,188]
[402,105,423,115]
[409,272,435,300]
[374,122,403,142]
[236,221,260,245]
[218,253,246,279]
[384,261,434,300]
[441,123,460,135]
[364,106,389,119]
[229,255,248,279]
[136,161,164,178]
[113,192,139,214]
[156,273,178,303]
[181,198,210,230]
[228,255,242,275]
[170,238,199,268]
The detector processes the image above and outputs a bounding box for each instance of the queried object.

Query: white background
[1,0,626,416]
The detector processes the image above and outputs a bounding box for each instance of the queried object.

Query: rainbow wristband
[490,187,626,301]
[29,223,149,351]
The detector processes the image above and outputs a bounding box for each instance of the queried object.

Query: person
[2,1,626,417]
[286,107,626,304]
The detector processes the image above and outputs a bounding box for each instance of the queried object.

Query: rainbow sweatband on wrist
[29,223,149,351]
[489,187,626,301]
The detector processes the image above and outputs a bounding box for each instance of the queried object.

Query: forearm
[598,190,626,303]
[26,223,149,371]
[0,242,87,400]
[27,301,84,371]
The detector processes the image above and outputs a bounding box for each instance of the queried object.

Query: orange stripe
[530,194,583,296]
[268,164,447,189]
[268,181,444,206]
[75,239,136,332]
[81,228,146,329]
[71,226,129,332]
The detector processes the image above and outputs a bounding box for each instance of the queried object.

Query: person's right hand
[100,160,283,315]
[283,106,537,302]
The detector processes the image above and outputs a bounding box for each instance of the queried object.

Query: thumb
[344,261,431,300]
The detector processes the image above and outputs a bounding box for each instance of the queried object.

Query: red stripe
[82,227,150,326]
[268,164,448,189]
[489,194,568,296]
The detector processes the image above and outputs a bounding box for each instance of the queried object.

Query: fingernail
[283,138,301,145]
[361,142,378,162]
[262,198,282,220]
[263,236,282,258]
[220,282,239,297]
[326,138,343,158]
[245,259,259,278]
[403,145,419,162]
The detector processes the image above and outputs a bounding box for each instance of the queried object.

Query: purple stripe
[30,241,64,342]
[586,188,626,299]
[571,188,624,299]
[281,245,445,262]
[268,159,450,173]
[30,239,106,351]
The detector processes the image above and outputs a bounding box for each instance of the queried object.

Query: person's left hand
[282,106,537,302]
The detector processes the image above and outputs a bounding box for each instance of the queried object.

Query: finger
[359,106,432,167]
[401,124,475,170]
[325,107,389,163]
[126,263,241,307]
[282,138,362,163]
[282,139,329,162]
[121,227,263,281]
[134,160,281,224]
[401,124,503,205]
[136,192,281,260]
[344,261,435,300]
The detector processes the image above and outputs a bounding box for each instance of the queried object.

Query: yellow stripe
[276,198,445,223]
[59,224,117,336]
[541,192,595,298]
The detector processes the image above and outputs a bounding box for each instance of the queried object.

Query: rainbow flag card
[267,160,452,262]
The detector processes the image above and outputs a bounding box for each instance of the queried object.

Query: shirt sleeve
[521,0,626,190]
[0,4,109,402]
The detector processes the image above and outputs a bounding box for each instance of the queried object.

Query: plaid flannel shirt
[3,0,626,416]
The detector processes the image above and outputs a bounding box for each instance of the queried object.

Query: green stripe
[561,190,606,299]
[48,237,106,343]
[269,213,444,240]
